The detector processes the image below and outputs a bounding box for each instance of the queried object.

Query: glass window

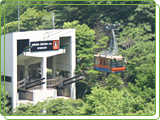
[94,58,96,65]
[97,58,99,65]
[104,59,105,65]
[101,59,103,65]
[94,57,100,65]
[117,60,123,67]
[112,61,116,68]
[111,60,124,68]
[107,59,110,67]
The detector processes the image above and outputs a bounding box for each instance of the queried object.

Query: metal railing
[17,78,25,89]
[47,75,62,88]
[26,78,45,90]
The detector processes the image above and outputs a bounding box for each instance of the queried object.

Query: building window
[32,70,36,78]
[20,71,24,80]
[1,75,12,82]
[17,39,29,55]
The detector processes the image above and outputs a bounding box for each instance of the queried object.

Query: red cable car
[94,54,125,73]
[94,23,126,73]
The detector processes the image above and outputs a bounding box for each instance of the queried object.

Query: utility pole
[52,12,55,29]
[18,1,20,32]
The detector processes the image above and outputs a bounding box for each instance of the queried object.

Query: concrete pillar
[70,34,76,100]
[52,56,56,78]
[42,56,47,90]
[12,38,18,109]
[24,65,28,83]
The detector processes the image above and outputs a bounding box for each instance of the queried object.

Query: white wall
[1,33,14,96]
[1,33,13,78]
[1,29,76,109]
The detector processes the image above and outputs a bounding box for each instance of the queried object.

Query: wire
[79,5,117,24]
[80,5,138,26]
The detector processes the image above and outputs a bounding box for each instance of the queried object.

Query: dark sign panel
[31,40,59,52]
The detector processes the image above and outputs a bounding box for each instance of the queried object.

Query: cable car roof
[94,54,124,60]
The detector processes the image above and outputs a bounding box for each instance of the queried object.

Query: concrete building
[1,29,76,109]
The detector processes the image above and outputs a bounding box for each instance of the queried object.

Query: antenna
[18,1,20,31]
[52,12,55,29]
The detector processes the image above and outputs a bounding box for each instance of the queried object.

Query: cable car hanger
[94,23,126,73]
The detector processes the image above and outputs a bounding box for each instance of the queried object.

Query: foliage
[104,73,124,90]
[44,98,85,115]
[121,41,155,88]
[63,20,97,74]
[13,102,44,115]
[0,1,156,116]
[20,8,48,31]
[76,81,88,99]
[47,69,52,75]
[1,85,12,115]
[13,98,85,115]
[1,8,48,34]
[84,87,155,115]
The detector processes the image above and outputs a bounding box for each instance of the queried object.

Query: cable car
[94,54,125,73]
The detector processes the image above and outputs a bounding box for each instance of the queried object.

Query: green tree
[13,102,44,115]
[1,85,12,115]
[1,8,50,34]
[120,41,155,87]
[44,98,85,115]
[63,20,96,74]
[20,8,48,31]
[104,73,124,90]
[84,87,155,115]
[13,98,85,115]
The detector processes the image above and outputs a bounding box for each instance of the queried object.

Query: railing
[17,78,25,89]
[63,74,85,86]
[47,75,62,88]
[26,78,45,90]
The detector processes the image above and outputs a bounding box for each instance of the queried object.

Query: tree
[13,98,85,115]
[1,8,50,34]
[84,87,155,115]
[120,41,155,87]
[13,102,44,115]
[63,20,104,99]
[44,98,85,115]
[20,8,48,31]
[104,73,124,90]
[1,85,12,115]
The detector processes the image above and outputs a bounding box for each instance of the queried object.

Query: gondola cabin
[94,54,125,73]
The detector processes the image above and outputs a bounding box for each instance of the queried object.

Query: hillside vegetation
[1,1,156,115]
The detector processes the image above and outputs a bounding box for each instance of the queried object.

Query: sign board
[31,40,59,52]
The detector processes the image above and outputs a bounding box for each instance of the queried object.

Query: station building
[1,29,76,109]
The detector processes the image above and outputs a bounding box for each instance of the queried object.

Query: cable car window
[101,59,103,65]
[94,58,96,65]
[106,59,107,66]
[97,58,99,65]
[96,58,99,65]
[104,59,105,65]
[117,60,123,67]
[107,59,110,67]
[94,58,98,65]
[112,61,116,68]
